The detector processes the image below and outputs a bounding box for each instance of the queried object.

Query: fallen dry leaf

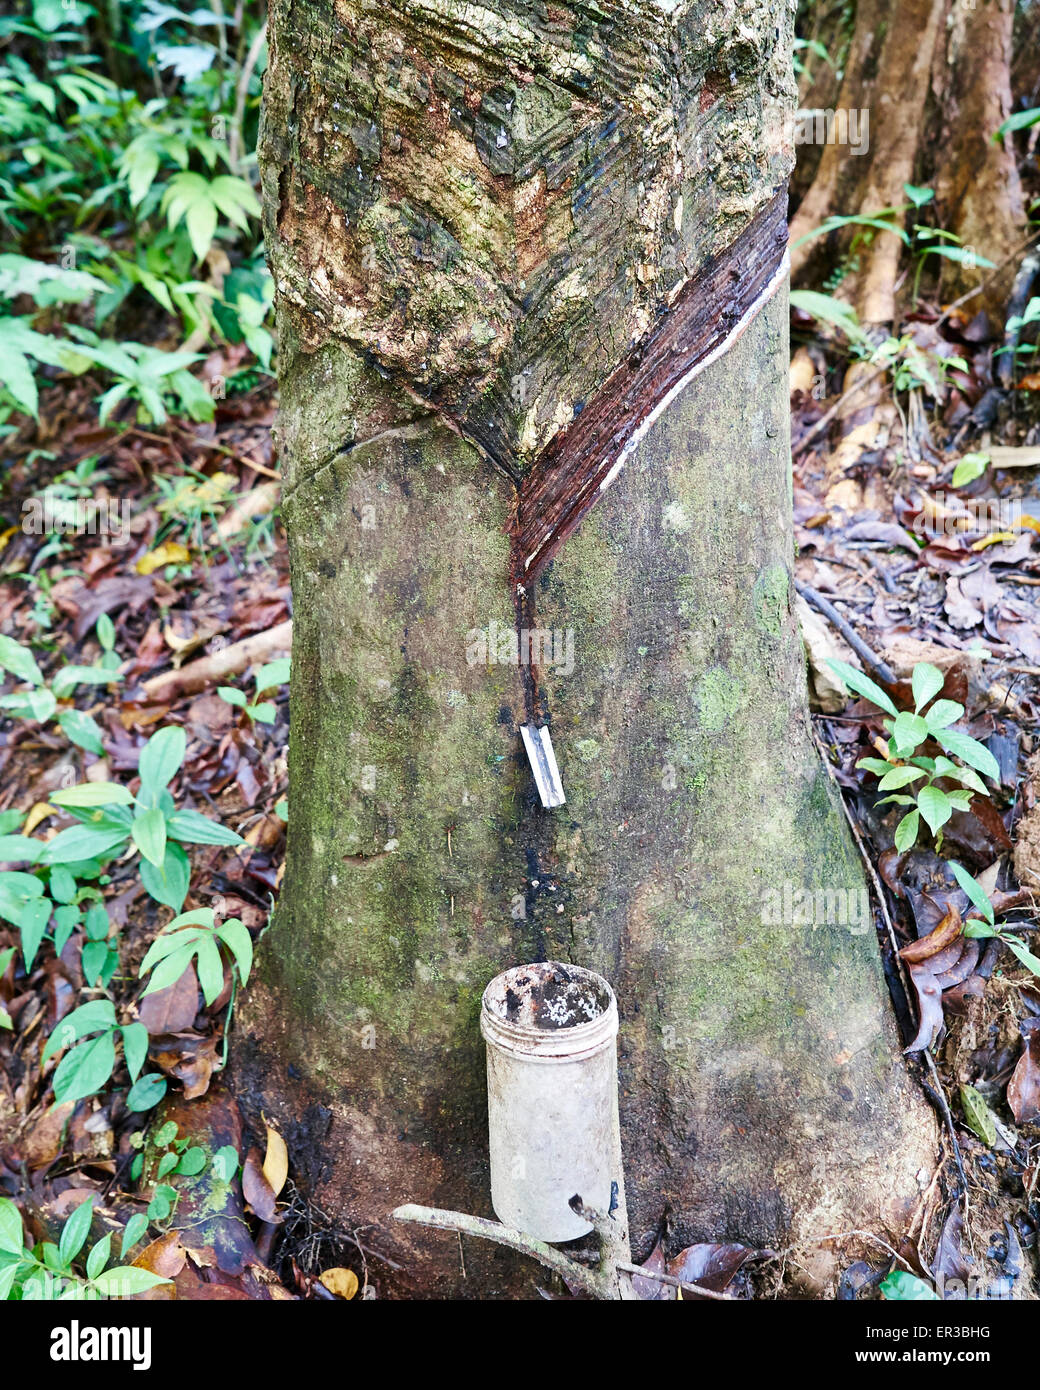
[262,1124,288,1198]
[1008,1018,1040,1124]
[319,1267,359,1300]
[138,963,199,1035]
[136,541,190,576]
[899,906,963,963]
[134,1230,189,1280]
[242,1146,280,1223]
[904,959,947,1054]
[668,1242,753,1298]
[944,576,982,629]
[150,1030,221,1100]
[23,802,54,836]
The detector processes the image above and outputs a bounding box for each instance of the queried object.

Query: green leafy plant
[0,857,111,979]
[792,35,834,76]
[218,657,290,725]
[154,466,234,550]
[95,613,121,674]
[126,1119,235,1216]
[0,1193,171,1301]
[42,1000,163,1109]
[65,332,213,426]
[0,631,119,753]
[0,2,272,424]
[0,317,84,419]
[879,1270,940,1301]
[995,296,1040,379]
[0,729,243,941]
[139,906,252,1009]
[794,186,994,309]
[993,107,1040,143]
[160,170,260,261]
[44,725,244,911]
[951,862,1040,977]
[951,452,990,488]
[791,291,970,403]
[0,946,12,1029]
[828,660,1000,851]
[138,904,253,1068]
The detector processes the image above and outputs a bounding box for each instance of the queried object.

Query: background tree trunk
[790,0,1024,326]
[787,0,1025,508]
[236,0,934,1296]
[789,0,947,324]
[931,0,1025,312]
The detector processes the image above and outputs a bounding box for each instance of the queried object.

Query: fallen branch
[141,620,292,702]
[795,580,897,686]
[391,1203,619,1299]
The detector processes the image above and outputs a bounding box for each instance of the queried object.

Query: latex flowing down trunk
[236,0,934,1296]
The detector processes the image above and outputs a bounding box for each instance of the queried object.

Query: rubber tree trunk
[236,0,934,1296]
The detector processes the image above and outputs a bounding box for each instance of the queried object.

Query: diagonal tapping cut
[508,191,789,592]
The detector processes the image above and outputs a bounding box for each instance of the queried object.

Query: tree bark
[931,0,1025,316]
[235,0,934,1297]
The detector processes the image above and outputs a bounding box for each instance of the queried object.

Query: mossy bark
[236,0,935,1296]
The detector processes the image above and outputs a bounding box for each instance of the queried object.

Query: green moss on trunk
[236,295,933,1293]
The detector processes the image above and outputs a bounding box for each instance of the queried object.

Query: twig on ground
[614,1260,735,1301]
[391,1202,621,1299]
[795,579,898,685]
[816,1227,919,1273]
[792,365,886,459]
[141,619,292,701]
[922,1049,969,1196]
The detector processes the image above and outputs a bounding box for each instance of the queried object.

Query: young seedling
[139,906,253,1067]
[951,861,1040,978]
[0,631,120,754]
[0,850,112,979]
[41,1000,162,1110]
[0,947,12,1029]
[828,659,1000,852]
[0,1194,171,1301]
[139,905,252,1002]
[43,725,243,912]
[218,656,289,726]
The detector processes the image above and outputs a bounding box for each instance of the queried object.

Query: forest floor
[788,294,1040,1303]
[1,296,1039,1301]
